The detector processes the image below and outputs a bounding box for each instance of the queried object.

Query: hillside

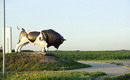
[0,52,90,71]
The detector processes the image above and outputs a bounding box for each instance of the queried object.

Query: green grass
[0,52,90,71]
[49,50,130,61]
[0,72,106,80]
[0,50,130,71]
[0,51,130,79]
[100,72,130,80]
[1,71,130,80]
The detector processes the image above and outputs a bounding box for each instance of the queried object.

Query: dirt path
[67,61,130,76]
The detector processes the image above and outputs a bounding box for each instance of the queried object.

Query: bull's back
[27,32,40,42]
[42,29,64,40]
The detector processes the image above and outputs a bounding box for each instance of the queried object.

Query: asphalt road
[67,61,130,76]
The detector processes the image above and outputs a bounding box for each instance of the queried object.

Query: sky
[0,0,130,51]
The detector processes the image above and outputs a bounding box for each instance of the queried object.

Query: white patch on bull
[39,32,44,41]
[32,32,47,48]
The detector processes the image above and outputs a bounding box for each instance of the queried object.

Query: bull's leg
[44,47,48,52]
[41,47,47,55]
[41,48,45,52]
[19,42,29,52]
[15,37,29,53]
[15,43,21,52]
[36,41,48,55]
[34,40,48,52]
[41,47,48,52]
[15,43,26,52]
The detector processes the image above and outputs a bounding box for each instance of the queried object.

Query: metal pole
[3,0,6,74]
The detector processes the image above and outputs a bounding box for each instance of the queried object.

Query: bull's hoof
[36,51,47,56]
[42,52,47,55]
[15,51,21,53]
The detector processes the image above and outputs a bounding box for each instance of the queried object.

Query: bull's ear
[39,37,43,41]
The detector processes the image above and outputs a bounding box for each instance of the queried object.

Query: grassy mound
[0,52,91,71]
[0,72,106,80]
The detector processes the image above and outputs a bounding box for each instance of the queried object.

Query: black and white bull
[15,27,65,53]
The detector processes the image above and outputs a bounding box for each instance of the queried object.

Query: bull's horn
[64,39,66,41]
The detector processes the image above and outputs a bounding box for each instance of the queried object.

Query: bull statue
[15,27,66,53]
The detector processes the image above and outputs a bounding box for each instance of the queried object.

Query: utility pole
[3,0,6,74]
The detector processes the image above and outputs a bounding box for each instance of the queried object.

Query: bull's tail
[17,26,25,31]
[17,26,28,44]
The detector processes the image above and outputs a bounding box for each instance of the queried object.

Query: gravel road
[67,61,130,76]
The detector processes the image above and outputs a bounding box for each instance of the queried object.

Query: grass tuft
[100,72,130,80]
[0,72,106,80]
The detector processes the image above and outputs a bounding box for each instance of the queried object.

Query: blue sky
[0,0,130,51]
